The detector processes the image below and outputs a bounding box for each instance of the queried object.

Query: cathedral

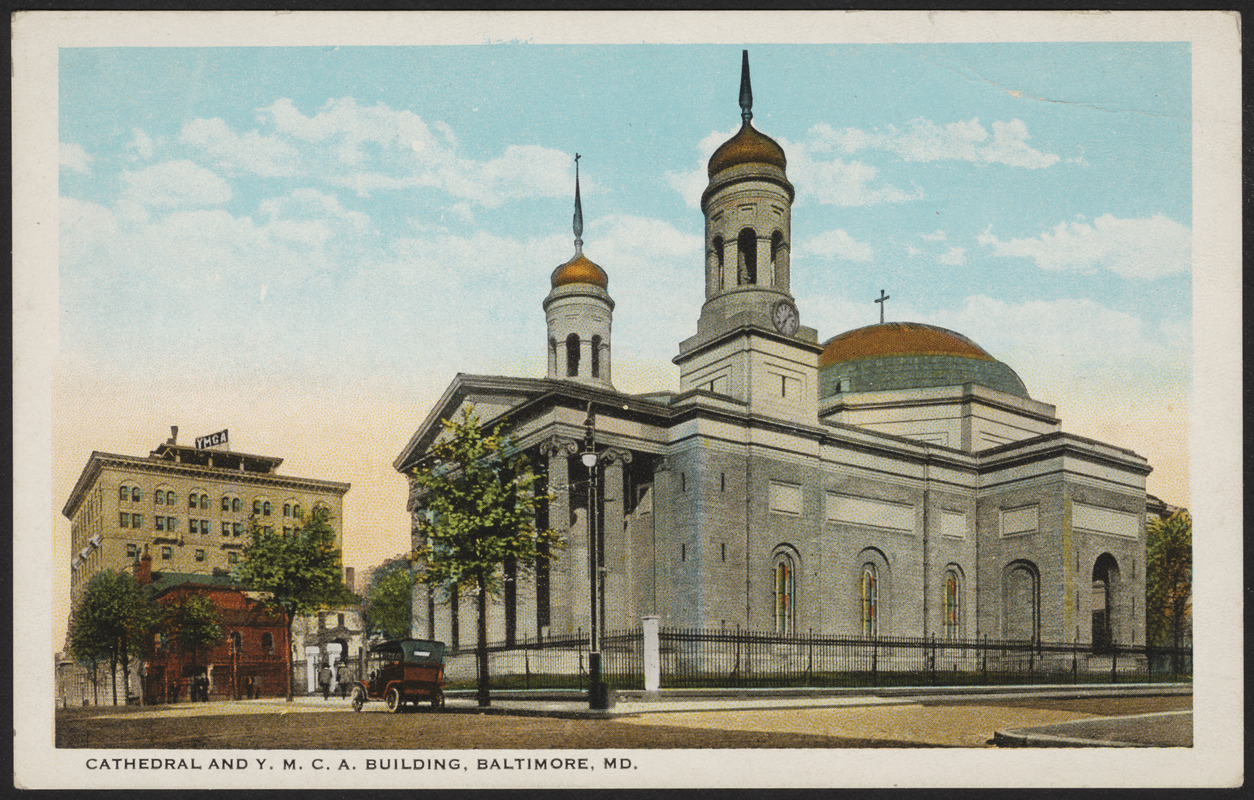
[395,53,1149,650]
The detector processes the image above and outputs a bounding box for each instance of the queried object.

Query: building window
[712,235,725,290]
[232,498,242,513]
[155,491,164,506]
[590,335,602,378]
[233,522,242,537]
[155,516,165,532]
[195,549,206,562]
[263,501,272,516]
[222,496,231,512]
[263,525,274,536]
[161,546,172,560]
[200,519,210,535]
[132,487,142,503]
[253,500,261,515]
[228,551,240,564]
[293,504,303,519]
[200,493,209,509]
[262,633,274,655]
[566,333,580,377]
[944,569,961,639]
[222,522,231,536]
[737,227,757,285]
[773,552,796,635]
[119,512,129,528]
[126,543,139,559]
[189,519,198,535]
[189,494,198,509]
[131,513,142,528]
[166,491,176,505]
[680,543,686,561]
[720,473,726,492]
[680,473,686,493]
[119,485,129,502]
[861,565,878,638]
[284,503,291,517]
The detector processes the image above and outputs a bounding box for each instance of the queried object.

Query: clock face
[772,301,799,335]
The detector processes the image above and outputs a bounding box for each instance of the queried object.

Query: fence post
[642,616,660,697]
[981,634,987,681]
[807,629,814,685]
[524,652,531,690]
[1111,646,1118,684]
[872,637,878,684]
[929,633,936,685]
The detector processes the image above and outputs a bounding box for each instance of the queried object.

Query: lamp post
[581,404,609,710]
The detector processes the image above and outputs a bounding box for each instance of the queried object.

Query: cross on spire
[573,153,583,255]
[875,289,890,324]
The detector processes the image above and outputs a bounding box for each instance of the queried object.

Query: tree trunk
[476,576,490,708]
[285,611,295,702]
[110,651,118,706]
[120,637,131,705]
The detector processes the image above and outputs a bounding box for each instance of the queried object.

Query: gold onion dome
[708,50,788,178]
[820,322,995,367]
[551,253,609,289]
[708,124,788,177]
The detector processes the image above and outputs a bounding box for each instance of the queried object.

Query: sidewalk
[993,710,1193,747]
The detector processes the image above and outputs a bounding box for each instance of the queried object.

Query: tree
[164,594,225,664]
[235,506,356,701]
[1146,509,1192,660]
[410,406,559,707]
[68,570,159,705]
[364,562,416,641]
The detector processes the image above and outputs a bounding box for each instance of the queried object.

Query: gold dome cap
[551,253,608,289]
[708,50,787,178]
[820,322,994,367]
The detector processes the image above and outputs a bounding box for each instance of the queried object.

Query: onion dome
[707,50,788,178]
[551,253,608,289]
[819,322,1029,399]
[550,152,608,290]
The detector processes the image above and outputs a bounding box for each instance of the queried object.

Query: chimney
[136,546,153,586]
[167,425,179,445]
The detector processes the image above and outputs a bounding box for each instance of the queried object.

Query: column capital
[539,435,580,458]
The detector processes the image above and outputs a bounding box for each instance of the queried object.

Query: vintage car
[351,638,446,713]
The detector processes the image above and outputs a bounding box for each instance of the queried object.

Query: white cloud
[181,117,300,177]
[906,244,922,258]
[665,167,707,210]
[936,246,966,266]
[798,229,874,262]
[788,150,921,207]
[120,160,232,208]
[978,213,1191,280]
[127,128,154,161]
[921,229,946,242]
[59,143,92,174]
[811,117,1060,169]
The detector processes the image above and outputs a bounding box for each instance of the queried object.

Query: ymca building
[395,54,1152,651]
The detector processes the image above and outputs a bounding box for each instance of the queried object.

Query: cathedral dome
[819,322,1029,399]
[550,252,608,290]
[708,123,788,177]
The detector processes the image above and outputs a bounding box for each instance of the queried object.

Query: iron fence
[443,626,1190,692]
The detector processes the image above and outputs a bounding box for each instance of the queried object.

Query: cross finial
[739,50,753,124]
[875,289,890,324]
[572,153,584,255]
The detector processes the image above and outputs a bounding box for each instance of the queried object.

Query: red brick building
[135,554,290,701]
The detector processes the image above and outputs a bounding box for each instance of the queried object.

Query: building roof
[550,252,608,289]
[147,570,241,595]
[708,122,788,177]
[818,322,1030,399]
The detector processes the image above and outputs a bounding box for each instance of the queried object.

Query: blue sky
[55,41,1193,604]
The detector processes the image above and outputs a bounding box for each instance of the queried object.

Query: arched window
[737,228,757,285]
[232,498,242,513]
[284,503,291,517]
[200,493,209,509]
[861,565,878,637]
[773,551,796,635]
[565,333,580,377]
[253,499,261,515]
[1092,553,1120,651]
[119,485,129,502]
[712,235,725,290]
[263,501,272,516]
[943,569,961,639]
[293,504,303,519]
[262,632,274,655]
[165,490,176,505]
[155,490,164,506]
[1003,560,1040,642]
[771,230,785,265]
[132,487,142,503]
[590,335,602,378]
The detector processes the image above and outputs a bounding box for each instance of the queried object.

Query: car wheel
[385,687,403,713]
[351,685,366,712]
[430,690,444,711]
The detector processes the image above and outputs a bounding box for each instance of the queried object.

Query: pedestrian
[245,675,255,700]
[318,662,333,700]
[336,661,351,698]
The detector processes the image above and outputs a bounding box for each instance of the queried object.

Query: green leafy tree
[236,506,356,701]
[1146,509,1192,659]
[411,406,559,707]
[68,570,159,705]
[364,562,416,641]
[164,594,225,663]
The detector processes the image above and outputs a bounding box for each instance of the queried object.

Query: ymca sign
[195,429,229,449]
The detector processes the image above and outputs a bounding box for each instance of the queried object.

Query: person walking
[318,662,333,700]
[336,661,351,698]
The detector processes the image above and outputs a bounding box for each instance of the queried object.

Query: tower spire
[739,49,753,124]
[573,153,584,256]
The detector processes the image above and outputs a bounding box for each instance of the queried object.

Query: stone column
[601,451,632,631]
[540,436,579,636]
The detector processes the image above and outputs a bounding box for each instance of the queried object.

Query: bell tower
[675,52,821,425]
[544,155,615,389]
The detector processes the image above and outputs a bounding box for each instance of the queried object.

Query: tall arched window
[770,230,785,284]
[1003,560,1040,642]
[590,335,602,378]
[232,497,242,513]
[773,552,796,635]
[861,565,878,637]
[1092,553,1120,651]
[712,235,725,290]
[132,487,142,502]
[166,490,176,505]
[943,569,961,639]
[737,228,757,285]
[565,333,581,377]
[119,485,129,502]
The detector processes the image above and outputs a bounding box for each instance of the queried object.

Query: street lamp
[582,404,609,710]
